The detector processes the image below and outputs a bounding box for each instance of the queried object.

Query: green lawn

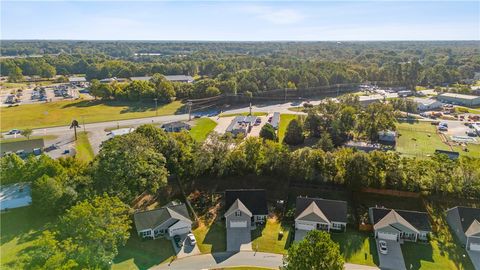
[251,218,292,254]
[0,99,184,131]
[0,135,57,143]
[189,118,218,142]
[0,207,55,270]
[331,230,378,267]
[193,221,226,253]
[278,114,301,142]
[219,112,268,117]
[396,121,480,158]
[112,233,174,270]
[75,132,94,162]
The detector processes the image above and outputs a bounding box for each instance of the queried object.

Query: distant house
[270,112,280,130]
[435,149,460,160]
[438,93,480,107]
[446,206,480,251]
[161,121,191,132]
[0,183,32,211]
[294,197,347,241]
[413,98,443,111]
[344,140,382,152]
[164,75,194,83]
[134,202,192,239]
[68,76,87,86]
[369,207,431,242]
[226,116,258,136]
[378,130,396,145]
[224,189,268,229]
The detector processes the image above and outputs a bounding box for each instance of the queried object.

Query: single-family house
[224,189,268,229]
[378,130,396,145]
[294,197,348,236]
[446,206,480,251]
[161,121,191,132]
[369,207,431,242]
[134,202,192,239]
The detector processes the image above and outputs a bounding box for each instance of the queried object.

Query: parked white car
[379,240,388,255]
[187,233,196,245]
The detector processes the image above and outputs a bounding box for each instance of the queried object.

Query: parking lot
[1,84,88,107]
[376,240,406,270]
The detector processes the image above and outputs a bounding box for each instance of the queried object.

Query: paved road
[153,251,379,270]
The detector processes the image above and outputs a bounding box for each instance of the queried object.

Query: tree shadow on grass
[0,207,54,245]
[201,221,226,253]
[113,232,175,270]
[331,230,379,267]
[401,241,434,270]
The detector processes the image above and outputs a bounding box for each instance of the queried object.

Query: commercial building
[413,98,443,111]
[226,115,258,136]
[130,75,194,83]
[437,93,480,107]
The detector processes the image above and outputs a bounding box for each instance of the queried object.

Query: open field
[0,207,54,270]
[189,118,217,142]
[75,132,94,162]
[0,99,184,131]
[395,121,480,158]
[251,218,291,254]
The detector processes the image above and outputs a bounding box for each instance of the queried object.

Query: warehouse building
[437,93,480,107]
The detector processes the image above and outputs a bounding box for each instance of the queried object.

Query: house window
[235,210,241,217]
[332,223,340,228]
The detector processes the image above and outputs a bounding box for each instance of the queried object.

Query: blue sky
[1,1,479,40]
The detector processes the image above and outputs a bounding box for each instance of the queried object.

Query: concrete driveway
[226,227,252,251]
[377,240,406,270]
[467,250,480,270]
[170,234,201,259]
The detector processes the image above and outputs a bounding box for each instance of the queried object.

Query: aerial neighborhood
[1,1,480,270]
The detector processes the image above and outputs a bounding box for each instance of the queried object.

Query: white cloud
[240,5,305,25]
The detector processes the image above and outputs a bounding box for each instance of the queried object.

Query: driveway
[170,234,201,259]
[226,227,252,251]
[467,250,480,270]
[376,240,406,270]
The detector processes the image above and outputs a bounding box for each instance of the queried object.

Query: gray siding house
[369,207,431,242]
[224,189,268,229]
[134,202,192,239]
[294,197,348,233]
[446,206,480,251]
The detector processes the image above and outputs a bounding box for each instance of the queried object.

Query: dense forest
[2,41,479,100]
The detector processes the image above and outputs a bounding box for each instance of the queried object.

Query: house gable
[295,202,330,224]
[225,198,253,218]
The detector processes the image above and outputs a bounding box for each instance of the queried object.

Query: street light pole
[187,101,193,121]
[153,98,158,117]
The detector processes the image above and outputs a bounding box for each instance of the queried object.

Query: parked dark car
[173,235,183,248]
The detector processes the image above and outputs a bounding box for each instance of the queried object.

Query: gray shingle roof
[225,189,268,216]
[373,209,419,234]
[370,207,431,232]
[295,201,330,223]
[225,199,252,217]
[134,203,191,232]
[295,197,347,223]
[449,206,480,233]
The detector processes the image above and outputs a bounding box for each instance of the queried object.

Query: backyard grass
[189,118,218,142]
[251,218,292,254]
[193,221,226,253]
[219,112,268,117]
[396,121,480,158]
[331,230,378,267]
[0,207,54,270]
[0,99,184,131]
[112,233,174,270]
[278,114,303,142]
[75,132,94,162]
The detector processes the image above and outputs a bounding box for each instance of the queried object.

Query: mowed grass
[278,114,301,142]
[219,112,268,117]
[396,121,480,158]
[251,218,291,254]
[112,233,174,270]
[75,132,94,162]
[189,118,218,142]
[193,221,226,253]
[0,135,57,143]
[331,230,378,267]
[0,207,54,270]
[0,99,184,131]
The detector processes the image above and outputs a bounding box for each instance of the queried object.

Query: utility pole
[249,102,252,116]
[187,101,193,121]
[153,98,158,117]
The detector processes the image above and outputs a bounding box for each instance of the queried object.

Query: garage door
[169,226,190,236]
[230,221,247,228]
[296,223,315,231]
[470,243,480,251]
[378,232,398,241]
